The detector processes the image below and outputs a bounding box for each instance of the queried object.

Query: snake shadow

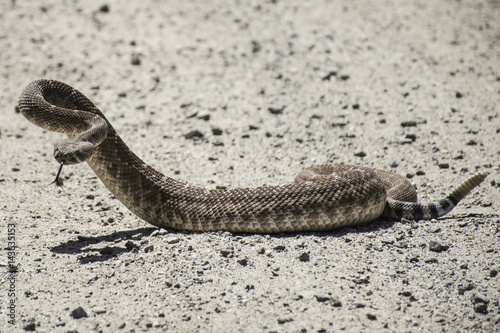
[50,213,487,264]
[50,227,157,264]
[50,221,402,264]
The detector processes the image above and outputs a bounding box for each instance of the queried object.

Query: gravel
[2,1,498,332]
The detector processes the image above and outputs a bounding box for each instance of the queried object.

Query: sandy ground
[1,0,499,332]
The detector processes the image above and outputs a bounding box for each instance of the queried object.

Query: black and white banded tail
[384,171,488,220]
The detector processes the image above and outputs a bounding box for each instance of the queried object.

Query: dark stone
[458,282,474,295]
[184,130,204,139]
[99,4,110,13]
[268,105,285,114]
[315,294,330,302]
[23,322,36,331]
[472,293,489,304]
[298,252,310,262]
[211,127,223,135]
[274,245,286,252]
[474,303,488,314]
[405,134,417,141]
[429,240,449,252]
[125,241,139,250]
[277,317,293,324]
[131,53,141,66]
[220,248,234,257]
[71,306,88,319]
[401,120,417,127]
[354,151,367,157]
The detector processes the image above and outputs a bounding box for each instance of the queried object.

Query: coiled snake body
[18,80,488,233]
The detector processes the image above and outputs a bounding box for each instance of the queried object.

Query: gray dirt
[1,0,499,332]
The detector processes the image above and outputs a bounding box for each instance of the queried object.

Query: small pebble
[94,307,106,314]
[298,252,310,262]
[318,67,338,80]
[405,134,417,141]
[429,240,449,252]
[458,282,474,295]
[24,322,36,331]
[151,229,168,236]
[381,238,395,245]
[472,293,489,304]
[401,120,417,127]
[474,303,488,314]
[424,258,438,263]
[211,127,223,135]
[71,306,88,319]
[131,233,143,240]
[268,105,285,115]
[352,277,370,284]
[274,245,286,252]
[131,53,141,66]
[315,294,330,302]
[277,317,293,324]
[220,248,234,258]
[354,151,366,157]
[166,237,181,244]
[104,269,115,278]
[184,130,204,140]
[212,138,224,146]
[99,4,110,13]
[197,110,210,121]
[466,139,477,146]
[125,241,139,250]
[158,228,169,235]
[251,40,261,53]
[144,245,154,253]
[331,297,342,307]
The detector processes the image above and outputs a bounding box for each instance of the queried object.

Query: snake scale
[18,79,488,233]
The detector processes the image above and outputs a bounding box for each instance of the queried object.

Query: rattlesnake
[18,79,488,233]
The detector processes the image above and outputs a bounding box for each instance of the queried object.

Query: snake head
[53,139,94,165]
